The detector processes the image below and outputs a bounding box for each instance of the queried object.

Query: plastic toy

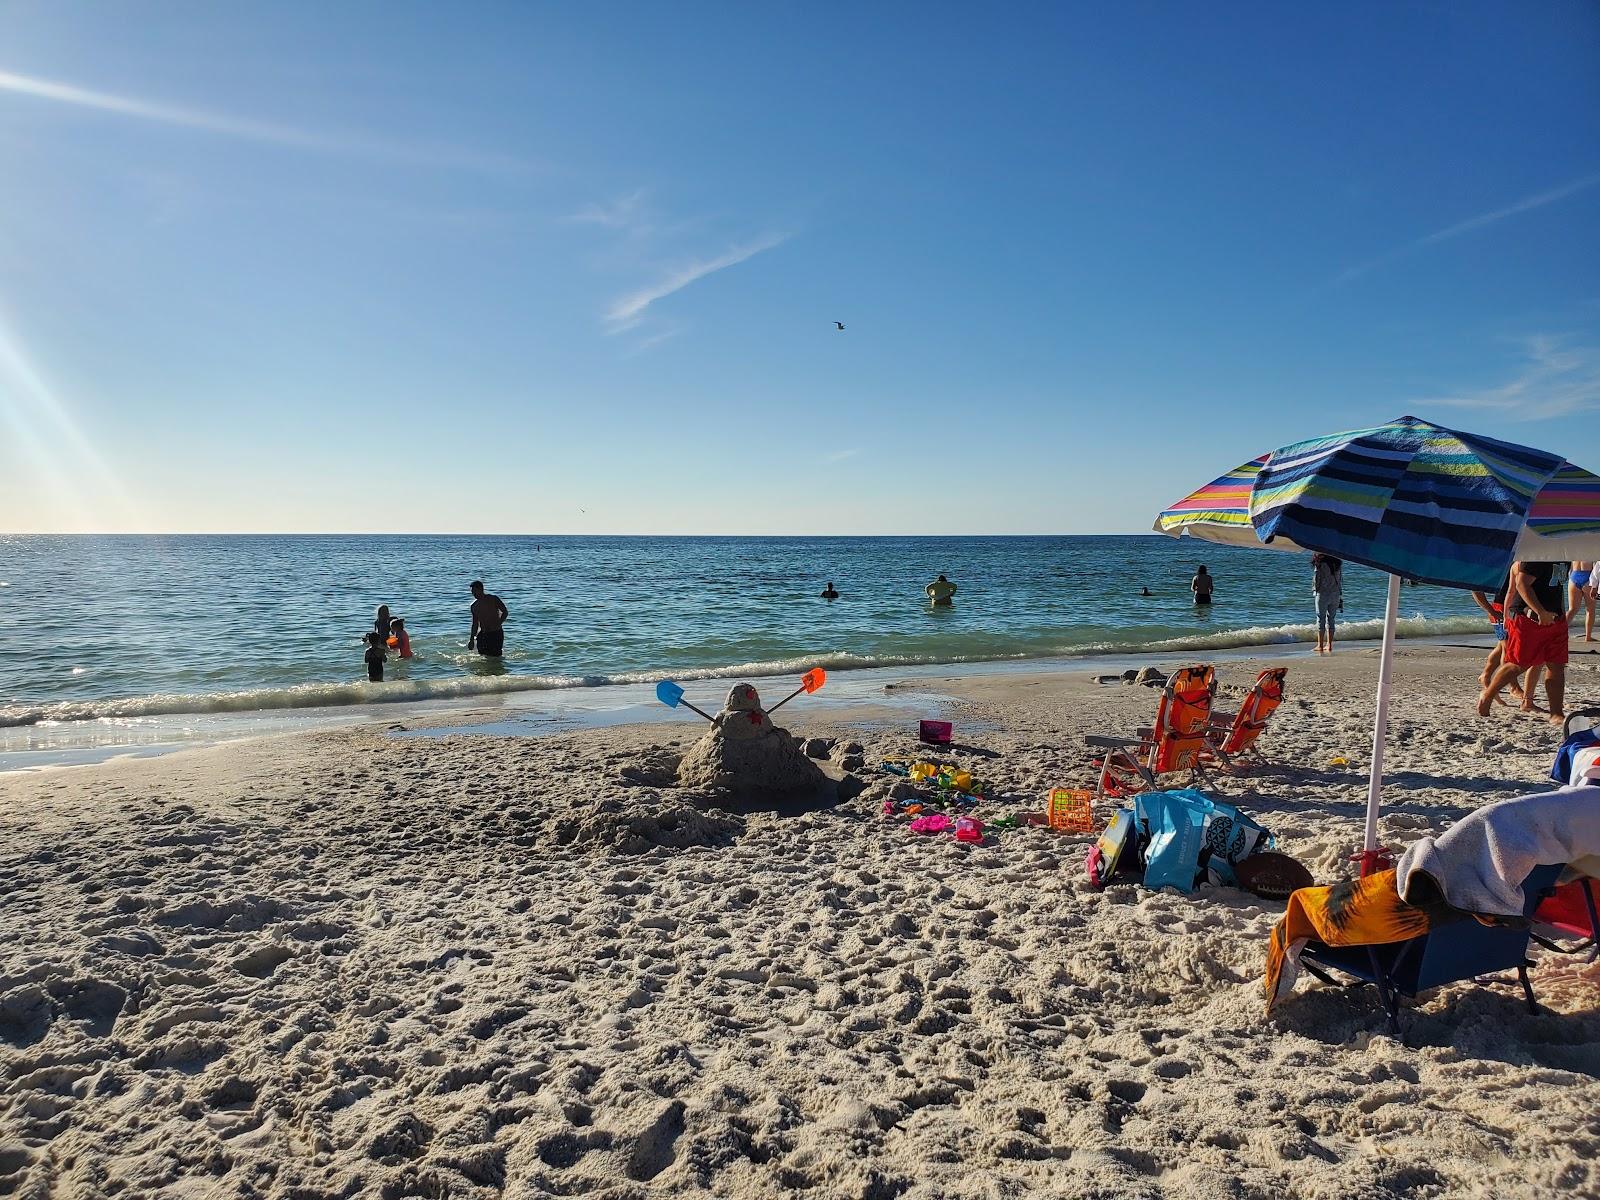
[1047,788,1096,833]
[920,719,954,745]
[910,813,952,834]
[953,816,984,844]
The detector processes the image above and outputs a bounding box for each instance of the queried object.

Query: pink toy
[909,813,952,834]
[920,719,953,745]
[954,816,983,844]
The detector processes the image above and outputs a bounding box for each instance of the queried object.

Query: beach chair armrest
[1085,735,1141,750]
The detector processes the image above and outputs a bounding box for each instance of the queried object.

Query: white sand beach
[3,646,1599,1199]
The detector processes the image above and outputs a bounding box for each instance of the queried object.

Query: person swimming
[820,582,840,600]
[926,574,957,606]
[1140,586,1151,597]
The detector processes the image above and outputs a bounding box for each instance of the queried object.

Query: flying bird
[833,321,844,331]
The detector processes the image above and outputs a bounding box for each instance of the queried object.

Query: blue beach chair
[1298,864,1563,1037]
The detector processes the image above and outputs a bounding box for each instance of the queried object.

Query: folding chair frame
[1529,877,1600,963]
[1298,865,1561,1038]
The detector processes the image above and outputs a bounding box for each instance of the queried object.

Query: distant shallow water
[0,533,1483,733]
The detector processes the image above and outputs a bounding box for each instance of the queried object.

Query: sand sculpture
[675,683,829,798]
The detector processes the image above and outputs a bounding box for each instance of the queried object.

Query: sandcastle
[675,683,829,800]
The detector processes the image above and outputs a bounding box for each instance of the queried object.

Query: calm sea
[0,534,1483,728]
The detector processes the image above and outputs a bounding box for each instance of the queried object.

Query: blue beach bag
[1132,789,1274,893]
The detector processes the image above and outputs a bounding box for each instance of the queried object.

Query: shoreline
[0,627,1516,773]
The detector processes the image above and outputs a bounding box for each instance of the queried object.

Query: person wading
[467,580,509,658]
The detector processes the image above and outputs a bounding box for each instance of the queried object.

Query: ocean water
[0,534,1485,728]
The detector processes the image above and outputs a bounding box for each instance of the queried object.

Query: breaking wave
[0,614,1488,729]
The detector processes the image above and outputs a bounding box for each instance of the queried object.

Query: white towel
[1569,745,1600,787]
[1396,787,1600,917]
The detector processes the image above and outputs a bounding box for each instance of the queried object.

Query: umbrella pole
[1360,574,1403,876]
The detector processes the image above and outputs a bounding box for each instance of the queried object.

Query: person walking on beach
[1570,561,1596,643]
[467,580,509,658]
[1312,554,1342,654]
[1479,562,1567,724]
[1191,565,1213,607]
[1470,585,1539,707]
[926,574,957,607]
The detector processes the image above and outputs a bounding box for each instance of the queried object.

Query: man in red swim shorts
[1479,561,1568,724]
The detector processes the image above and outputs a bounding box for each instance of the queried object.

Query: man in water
[820,582,840,600]
[926,574,957,606]
[1191,565,1214,606]
[467,580,509,658]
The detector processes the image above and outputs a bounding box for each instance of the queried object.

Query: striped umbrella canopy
[1156,419,1600,578]
[1153,415,1600,873]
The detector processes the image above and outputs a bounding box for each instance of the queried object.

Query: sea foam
[0,614,1486,728]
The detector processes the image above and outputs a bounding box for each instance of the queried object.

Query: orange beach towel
[1264,869,1432,1012]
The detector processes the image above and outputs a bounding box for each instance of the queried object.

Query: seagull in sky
[833,321,844,331]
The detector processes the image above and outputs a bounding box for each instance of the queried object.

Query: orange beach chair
[1088,664,1216,799]
[1205,668,1288,767]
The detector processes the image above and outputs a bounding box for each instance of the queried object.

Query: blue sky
[1,2,1597,534]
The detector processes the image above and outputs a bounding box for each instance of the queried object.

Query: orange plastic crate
[1046,788,1096,833]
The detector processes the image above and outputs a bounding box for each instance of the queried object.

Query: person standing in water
[1191,565,1213,606]
[926,574,957,606]
[363,633,386,682]
[467,580,509,658]
[387,617,413,659]
[1570,561,1595,643]
[1312,554,1343,654]
[374,605,394,642]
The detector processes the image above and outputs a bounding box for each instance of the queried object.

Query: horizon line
[0,530,1169,539]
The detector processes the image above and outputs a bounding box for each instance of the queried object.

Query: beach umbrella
[1155,415,1600,874]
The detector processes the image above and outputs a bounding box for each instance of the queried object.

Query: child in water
[387,617,413,659]
[363,633,386,682]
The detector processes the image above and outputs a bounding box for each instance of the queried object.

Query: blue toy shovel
[655,680,714,722]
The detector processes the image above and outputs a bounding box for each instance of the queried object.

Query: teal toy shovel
[656,680,714,721]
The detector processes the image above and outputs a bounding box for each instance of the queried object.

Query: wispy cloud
[823,447,860,464]
[605,232,790,330]
[0,67,525,173]
[1334,171,1600,285]
[569,189,651,231]
[623,326,684,357]
[1425,334,1600,421]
